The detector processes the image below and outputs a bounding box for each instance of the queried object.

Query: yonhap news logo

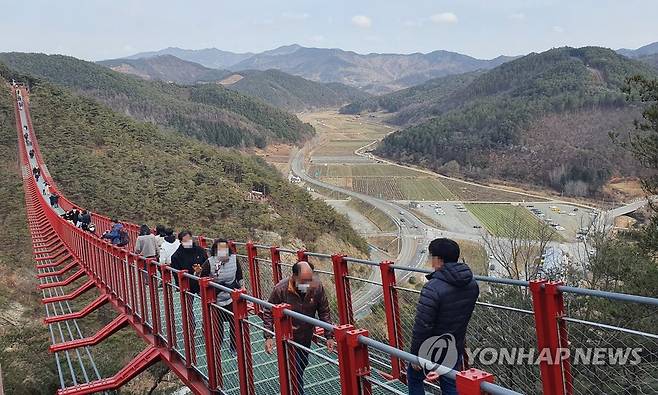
[418,333,459,374]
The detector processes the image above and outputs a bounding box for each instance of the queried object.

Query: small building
[247,190,266,201]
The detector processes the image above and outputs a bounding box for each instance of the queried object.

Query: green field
[465,203,561,240]
[312,140,373,156]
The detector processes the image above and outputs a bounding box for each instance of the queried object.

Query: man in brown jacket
[263,261,335,394]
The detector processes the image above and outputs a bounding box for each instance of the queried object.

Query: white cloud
[509,13,526,21]
[282,12,310,21]
[430,12,458,24]
[351,15,372,28]
[552,25,565,33]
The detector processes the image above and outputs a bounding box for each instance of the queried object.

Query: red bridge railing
[13,84,658,394]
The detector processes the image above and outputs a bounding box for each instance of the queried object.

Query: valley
[266,110,627,289]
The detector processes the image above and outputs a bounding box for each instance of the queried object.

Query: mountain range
[372,46,658,197]
[124,47,254,69]
[0,52,314,149]
[98,55,369,111]
[118,44,518,94]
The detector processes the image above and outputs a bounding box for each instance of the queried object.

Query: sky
[2,0,657,61]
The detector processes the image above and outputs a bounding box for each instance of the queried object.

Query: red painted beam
[37,260,78,278]
[36,252,72,269]
[50,315,128,352]
[42,280,95,304]
[56,345,160,395]
[38,269,85,289]
[35,247,67,261]
[34,242,65,255]
[44,294,108,324]
[34,234,58,247]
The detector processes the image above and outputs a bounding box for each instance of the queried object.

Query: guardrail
[16,84,658,394]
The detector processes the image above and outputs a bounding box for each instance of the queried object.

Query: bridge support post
[456,368,494,395]
[199,278,219,390]
[270,246,283,284]
[530,280,572,395]
[232,289,255,395]
[379,260,403,379]
[146,258,161,336]
[347,328,372,395]
[296,249,308,263]
[161,268,175,348]
[334,324,356,394]
[246,241,261,316]
[177,271,195,367]
[272,303,294,395]
[332,254,354,325]
[135,256,149,326]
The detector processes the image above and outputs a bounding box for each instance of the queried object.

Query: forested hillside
[0,53,314,148]
[375,47,658,196]
[340,71,482,125]
[98,55,232,84]
[223,69,369,111]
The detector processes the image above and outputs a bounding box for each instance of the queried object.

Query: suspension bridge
[10,84,658,395]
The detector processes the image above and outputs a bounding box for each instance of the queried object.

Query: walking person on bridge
[408,238,479,395]
[134,224,158,260]
[101,218,126,245]
[32,166,41,181]
[79,210,91,231]
[158,228,180,265]
[154,224,166,254]
[49,193,59,208]
[171,230,208,331]
[263,261,335,394]
[201,239,244,355]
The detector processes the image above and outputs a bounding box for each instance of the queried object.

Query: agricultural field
[312,140,372,156]
[309,164,423,178]
[465,203,561,240]
[351,177,457,201]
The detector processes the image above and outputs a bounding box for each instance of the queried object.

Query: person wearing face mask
[171,230,208,293]
[200,239,244,355]
[262,261,334,394]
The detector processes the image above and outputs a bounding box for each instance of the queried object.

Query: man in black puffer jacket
[408,238,479,395]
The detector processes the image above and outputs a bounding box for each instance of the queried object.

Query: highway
[291,147,428,317]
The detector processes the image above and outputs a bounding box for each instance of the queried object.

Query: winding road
[291,146,428,317]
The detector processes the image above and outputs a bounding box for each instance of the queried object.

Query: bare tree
[482,208,556,282]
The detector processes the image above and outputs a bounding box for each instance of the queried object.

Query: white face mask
[182,240,193,248]
[297,283,310,294]
[216,248,229,258]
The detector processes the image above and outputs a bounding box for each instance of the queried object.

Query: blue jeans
[407,356,461,395]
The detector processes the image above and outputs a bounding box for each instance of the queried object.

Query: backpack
[117,229,129,247]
